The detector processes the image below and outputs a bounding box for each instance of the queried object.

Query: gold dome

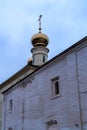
[27,57,32,63]
[31,32,49,47]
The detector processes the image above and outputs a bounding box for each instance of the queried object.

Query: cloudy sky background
[0,0,87,83]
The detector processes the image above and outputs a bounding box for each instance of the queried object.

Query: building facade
[0,28,87,130]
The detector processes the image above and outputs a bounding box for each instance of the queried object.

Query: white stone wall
[2,42,87,130]
[76,46,87,130]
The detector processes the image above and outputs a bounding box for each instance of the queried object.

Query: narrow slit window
[9,99,13,111]
[55,81,59,95]
[51,76,60,98]
[43,55,45,62]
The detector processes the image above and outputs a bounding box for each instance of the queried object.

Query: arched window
[51,76,60,98]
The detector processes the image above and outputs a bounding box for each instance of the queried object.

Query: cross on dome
[38,15,43,33]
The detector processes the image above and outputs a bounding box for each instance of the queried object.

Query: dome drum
[31,46,49,54]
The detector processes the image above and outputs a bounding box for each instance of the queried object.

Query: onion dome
[27,57,32,64]
[31,32,49,47]
[30,15,49,66]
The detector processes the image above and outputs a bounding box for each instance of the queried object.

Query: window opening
[43,55,45,62]
[51,76,60,98]
[8,127,12,130]
[9,99,13,111]
[55,81,59,95]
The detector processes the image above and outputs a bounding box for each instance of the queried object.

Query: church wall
[76,45,87,130]
[24,57,70,130]
[66,52,82,130]
[2,42,87,130]
[2,85,24,130]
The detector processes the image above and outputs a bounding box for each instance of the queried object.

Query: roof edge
[0,36,87,92]
[0,64,38,89]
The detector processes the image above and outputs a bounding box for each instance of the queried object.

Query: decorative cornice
[19,76,34,88]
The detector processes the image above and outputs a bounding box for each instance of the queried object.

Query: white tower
[31,15,49,66]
